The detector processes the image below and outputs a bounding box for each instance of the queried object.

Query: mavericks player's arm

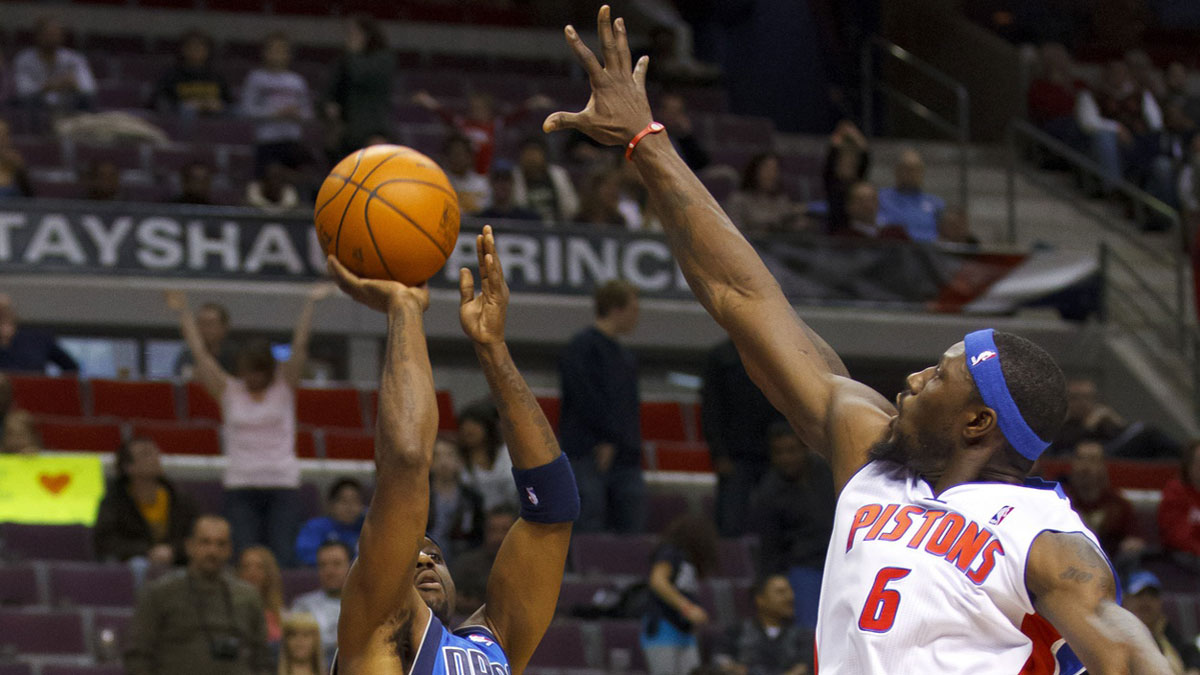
[332,272,440,669]
[1027,531,1171,675]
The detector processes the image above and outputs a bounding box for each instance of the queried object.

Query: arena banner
[0,200,1097,315]
[0,454,105,525]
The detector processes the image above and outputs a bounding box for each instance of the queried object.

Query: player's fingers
[475,233,488,274]
[596,5,618,70]
[564,25,602,79]
[543,110,584,133]
[458,267,475,305]
[482,253,504,297]
[481,225,496,260]
[614,17,632,74]
[633,55,650,90]
[326,256,359,294]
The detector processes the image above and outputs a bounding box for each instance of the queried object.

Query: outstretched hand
[327,256,429,313]
[459,225,509,345]
[542,5,654,146]
[164,290,188,313]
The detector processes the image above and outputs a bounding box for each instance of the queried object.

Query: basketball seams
[332,149,407,262]
[366,188,454,260]
[314,151,364,229]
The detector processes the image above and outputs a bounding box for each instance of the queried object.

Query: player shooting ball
[328,225,578,675]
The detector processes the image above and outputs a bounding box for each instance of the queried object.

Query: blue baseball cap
[1126,570,1161,595]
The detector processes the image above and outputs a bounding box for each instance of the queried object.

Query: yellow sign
[0,454,105,525]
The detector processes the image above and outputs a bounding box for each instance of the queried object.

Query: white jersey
[815,461,1111,674]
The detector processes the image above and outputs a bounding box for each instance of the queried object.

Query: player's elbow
[373,434,433,473]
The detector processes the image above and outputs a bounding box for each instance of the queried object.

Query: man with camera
[126,514,272,675]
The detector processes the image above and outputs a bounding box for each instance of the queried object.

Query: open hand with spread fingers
[542,5,654,146]
[459,225,510,345]
[326,255,429,314]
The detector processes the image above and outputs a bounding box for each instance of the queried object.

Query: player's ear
[963,404,996,441]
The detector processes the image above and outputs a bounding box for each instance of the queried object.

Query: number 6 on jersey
[858,567,911,632]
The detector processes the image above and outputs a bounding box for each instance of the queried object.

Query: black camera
[209,635,242,661]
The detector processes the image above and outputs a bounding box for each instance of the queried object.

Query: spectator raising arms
[322,15,394,159]
[641,514,717,675]
[241,33,314,177]
[1158,441,1200,571]
[455,403,516,512]
[0,293,79,373]
[726,153,806,235]
[13,16,96,112]
[149,30,231,116]
[174,301,238,377]
[94,436,198,569]
[167,283,332,567]
[0,119,32,200]
[294,477,365,567]
[278,612,326,675]
[238,545,285,649]
[822,120,870,235]
[0,372,41,454]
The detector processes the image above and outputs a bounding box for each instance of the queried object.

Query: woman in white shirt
[455,403,517,511]
[166,283,331,566]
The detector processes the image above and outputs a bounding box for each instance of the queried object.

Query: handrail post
[1005,125,1017,245]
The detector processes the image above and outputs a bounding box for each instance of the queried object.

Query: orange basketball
[314,144,460,285]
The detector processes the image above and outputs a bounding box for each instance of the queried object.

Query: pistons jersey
[814,461,1115,674]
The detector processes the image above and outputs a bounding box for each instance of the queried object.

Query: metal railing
[860,36,970,211]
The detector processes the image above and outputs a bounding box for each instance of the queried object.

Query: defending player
[328,225,577,675]
[544,7,1170,673]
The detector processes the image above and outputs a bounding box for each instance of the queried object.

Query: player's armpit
[1028,531,1171,675]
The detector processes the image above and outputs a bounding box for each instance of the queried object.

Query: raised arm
[326,257,438,668]
[458,227,577,672]
[1028,532,1171,675]
[542,7,891,488]
[281,283,333,389]
[165,291,229,400]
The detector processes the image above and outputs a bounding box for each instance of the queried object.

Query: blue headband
[963,329,1049,461]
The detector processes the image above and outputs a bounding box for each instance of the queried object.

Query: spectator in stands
[834,181,907,239]
[877,148,945,241]
[640,24,719,86]
[1125,50,1167,102]
[322,15,394,159]
[167,284,331,567]
[1077,60,1163,193]
[238,546,285,650]
[12,17,96,112]
[936,206,979,246]
[174,301,238,377]
[83,160,121,201]
[1026,43,1086,149]
[94,436,197,570]
[172,161,215,205]
[444,134,490,215]
[476,160,543,223]
[246,161,300,214]
[1052,378,1128,452]
[125,514,272,675]
[513,136,579,223]
[149,30,231,116]
[713,574,814,675]
[1122,570,1200,673]
[1158,441,1200,572]
[413,90,554,175]
[0,293,78,373]
[750,422,835,630]
[726,153,806,235]
[450,504,518,611]
[658,92,710,171]
[278,612,325,675]
[823,120,870,235]
[1062,439,1144,568]
[0,371,41,453]
[290,540,351,668]
[0,119,32,199]
[241,33,314,178]
[575,166,629,227]
[456,403,516,511]
[428,437,485,557]
[702,339,781,537]
[560,280,644,533]
[618,159,654,230]
[1166,62,1200,125]
[294,477,365,567]
[641,513,716,675]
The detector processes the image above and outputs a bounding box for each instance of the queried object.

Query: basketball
[314,144,461,285]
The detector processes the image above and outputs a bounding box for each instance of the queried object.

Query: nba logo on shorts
[525,487,539,505]
[989,505,1014,525]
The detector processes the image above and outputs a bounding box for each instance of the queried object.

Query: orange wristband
[625,121,665,160]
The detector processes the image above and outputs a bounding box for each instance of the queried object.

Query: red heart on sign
[39,473,71,495]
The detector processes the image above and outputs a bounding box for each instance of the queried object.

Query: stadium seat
[9,375,83,416]
[282,568,321,604]
[36,417,122,452]
[133,422,220,455]
[652,442,713,473]
[598,619,648,672]
[555,578,613,615]
[93,607,135,650]
[49,564,136,608]
[185,381,221,421]
[536,397,561,431]
[0,563,40,605]
[0,524,92,562]
[91,379,177,420]
[0,608,87,655]
[571,534,658,578]
[72,139,147,172]
[640,402,689,443]
[296,429,317,459]
[527,622,587,669]
[324,430,375,461]
[297,387,364,429]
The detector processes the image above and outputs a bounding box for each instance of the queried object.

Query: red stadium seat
[325,431,375,461]
[133,422,220,455]
[91,379,177,420]
[536,396,561,431]
[10,376,83,416]
[296,429,317,459]
[297,387,363,429]
[0,608,87,655]
[640,401,689,443]
[185,381,221,421]
[36,417,122,452]
[653,442,713,473]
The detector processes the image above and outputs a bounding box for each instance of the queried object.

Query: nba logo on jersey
[971,350,998,366]
[989,505,1014,525]
[467,634,495,647]
[525,487,539,505]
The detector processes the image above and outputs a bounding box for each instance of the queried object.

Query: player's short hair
[987,331,1068,472]
[327,477,364,503]
[594,279,637,318]
[316,539,354,561]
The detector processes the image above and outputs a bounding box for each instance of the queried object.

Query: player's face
[414,538,456,623]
